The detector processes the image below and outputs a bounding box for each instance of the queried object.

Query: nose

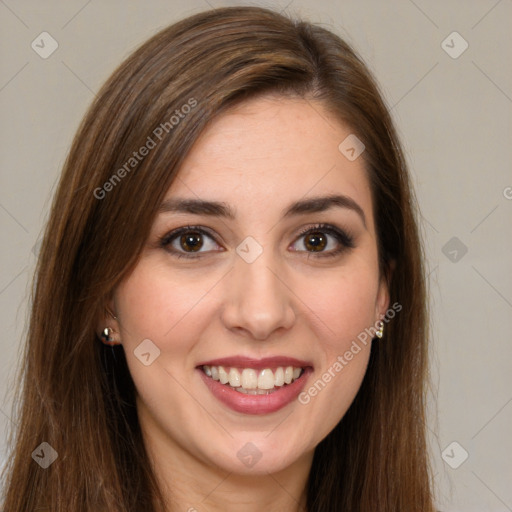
[220,247,296,341]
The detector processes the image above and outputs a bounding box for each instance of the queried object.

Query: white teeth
[241,369,258,390]
[201,365,305,392]
[257,369,275,390]
[274,367,284,387]
[228,368,240,387]
[218,366,229,384]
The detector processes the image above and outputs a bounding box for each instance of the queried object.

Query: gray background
[1,1,511,510]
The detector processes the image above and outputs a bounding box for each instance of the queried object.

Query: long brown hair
[1,6,435,511]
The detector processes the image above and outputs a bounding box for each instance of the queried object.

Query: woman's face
[111,95,389,476]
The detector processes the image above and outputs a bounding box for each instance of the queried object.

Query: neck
[159,463,311,512]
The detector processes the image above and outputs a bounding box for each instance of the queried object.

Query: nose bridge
[221,238,295,339]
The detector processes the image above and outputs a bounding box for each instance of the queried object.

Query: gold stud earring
[375,320,384,339]
[100,327,119,345]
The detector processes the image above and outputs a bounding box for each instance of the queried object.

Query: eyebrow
[158,193,366,227]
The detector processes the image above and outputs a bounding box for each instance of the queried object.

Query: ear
[96,299,122,346]
[375,259,395,322]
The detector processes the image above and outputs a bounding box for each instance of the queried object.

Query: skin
[99,94,390,512]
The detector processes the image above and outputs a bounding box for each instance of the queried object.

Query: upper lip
[196,356,313,370]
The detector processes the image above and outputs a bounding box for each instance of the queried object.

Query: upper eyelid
[161,225,218,244]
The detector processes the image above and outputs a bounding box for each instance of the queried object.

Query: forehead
[165,95,374,228]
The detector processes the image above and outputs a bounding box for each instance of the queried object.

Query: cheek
[290,256,378,430]
[295,257,380,350]
[114,259,220,352]
[112,260,215,419]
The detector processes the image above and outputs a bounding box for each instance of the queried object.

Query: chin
[205,436,307,476]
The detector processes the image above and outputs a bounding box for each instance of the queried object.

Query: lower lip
[197,367,313,415]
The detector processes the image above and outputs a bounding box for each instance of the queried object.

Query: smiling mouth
[200,365,306,395]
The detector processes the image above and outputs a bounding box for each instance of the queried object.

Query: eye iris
[305,232,327,252]
[180,232,203,252]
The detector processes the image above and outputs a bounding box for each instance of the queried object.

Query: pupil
[181,233,202,252]
[305,232,326,252]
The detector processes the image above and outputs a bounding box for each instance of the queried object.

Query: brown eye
[160,226,222,259]
[304,232,327,252]
[292,223,355,258]
[180,232,203,252]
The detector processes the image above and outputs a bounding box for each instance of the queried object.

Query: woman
[1,6,435,511]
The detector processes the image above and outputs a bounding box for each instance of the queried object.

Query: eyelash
[159,223,355,260]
